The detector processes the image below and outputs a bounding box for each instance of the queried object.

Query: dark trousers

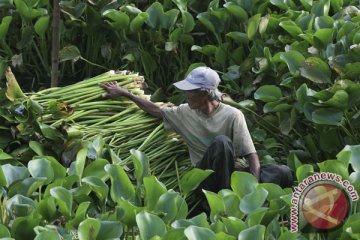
[196,135,235,193]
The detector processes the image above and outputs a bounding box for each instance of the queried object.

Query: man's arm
[244,152,261,180]
[100,82,162,118]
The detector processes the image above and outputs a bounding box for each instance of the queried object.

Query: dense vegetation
[0,0,360,239]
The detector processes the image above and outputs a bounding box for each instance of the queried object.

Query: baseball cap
[173,67,221,90]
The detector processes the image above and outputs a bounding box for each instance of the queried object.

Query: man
[101,66,261,193]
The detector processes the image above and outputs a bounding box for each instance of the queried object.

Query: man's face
[184,89,208,109]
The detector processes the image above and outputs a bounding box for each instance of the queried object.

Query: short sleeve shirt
[160,103,256,166]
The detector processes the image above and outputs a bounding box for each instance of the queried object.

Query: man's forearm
[245,152,261,180]
[126,92,162,118]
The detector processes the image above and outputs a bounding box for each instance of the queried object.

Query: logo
[290,172,359,232]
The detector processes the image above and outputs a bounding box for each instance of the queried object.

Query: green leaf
[1,164,29,187]
[224,3,248,22]
[238,225,266,240]
[181,11,195,33]
[337,145,360,172]
[97,221,123,239]
[197,12,223,40]
[226,32,249,44]
[136,211,167,239]
[231,171,258,198]
[254,85,282,102]
[344,62,360,79]
[8,177,47,198]
[35,231,61,240]
[146,2,165,29]
[313,28,334,48]
[65,201,91,229]
[162,228,186,240]
[311,0,330,16]
[5,67,26,101]
[144,176,167,210]
[172,213,210,229]
[36,197,57,222]
[0,16,12,41]
[184,226,216,240]
[0,224,11,238]
[28,158,54,184]
[78,218,101,240]
[240,187,268,214]
[203,190,225,222]
[263,101,292,113]
[279,21,303,38]
[81,176,108,204]
[130,149,149,186]
[14,0,47,20]
[38,123,63,141]
[40,156,66,179]
[258,183,285,201]
[75,148,88,179]
[34,16,50,37]
[104,164,135,203]
[296,164,314,182]
[314,16,334,30]
[246,14,261,40]
[320,90,348,109]
[59,45,81,62]
[270,0,289,10]
[318,160,349,179]
[103,9,130,31]
[154,191,188,223]
[279,51,305,75]
[312,108,343,125]
[278,231,302,240]
[50,186,73,218]
[130,12,149,32]
[180,168,213,196]
[11,213,41,240]
[0,149,13,161]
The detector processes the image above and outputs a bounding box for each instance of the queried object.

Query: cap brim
[173,80,200,90]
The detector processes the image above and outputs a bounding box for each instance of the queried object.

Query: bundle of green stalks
[29,70,191,190]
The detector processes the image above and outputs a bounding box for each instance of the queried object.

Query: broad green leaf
[36,197,57,222]
[130,12,149,32]
[146,2,165,29]
[180,168,213,196]
[321,90,348,109]
[221,191,243,218]
[254,85,282,102]
[278,231,302,239]
[97,221,123,239]
[224,3,248,22]
[238,225,266,240]
[81,176,108,204]
[344,62,360,79]
[181,11,195,33]
[28,158,54,184]
[162,9,179,29]
[50,186,73,218]
[231,171,258,197]
[226,32,249,44]
[312,108,343,125]
[337,145,360,172]
[83,159,109,181]
[172,213,210,229]
[296,164,314,182]
[171,0,188,12]
[162,228,186,240]
[0,149,13,161]
[246,14,261,40]
[279,51,305,75]
[144,176,167,210]
[38,123,63,141]
[34,231,61,240]
[6,194,36,217]
[313,28,334,48]
[311,0,330,16]
[39,156,66,179]
[222,217,246,237]
[65,201,91,229]
[258,183,285,201]
[191,45,217,56]
[197,12,223,40]
[279,21,303,38]
[154,191,188,223]
[0,16,12,40]
[75,148,88,179]
[34,16,50,37]
[14,0,47,20]
[104,164,135,203]
[300,57,331,83]
[103,9,130,31]
[8,177,46,198]
[240,187,268,214]
[0,224,11,238]
[29,141,44,156]
[246,207,268,226]
[78,218,100,240]
[130,149,149,186]
[184,226,216,240]
[318,160,349,179]
[204,190,226,221]
[1,164,29,187]
[314,16,334,30]
[263,101,292,113]
[11,213,41,240]
[136,211,167,239]
[5,67,26,101]
[59,45,81,62]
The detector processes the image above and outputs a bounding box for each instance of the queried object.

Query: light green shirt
[160,103,256,166]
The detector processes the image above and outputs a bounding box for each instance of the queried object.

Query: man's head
[173,67,222,109]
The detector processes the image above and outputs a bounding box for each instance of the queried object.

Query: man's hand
[245,152,261,181]
[100,81,131,98]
